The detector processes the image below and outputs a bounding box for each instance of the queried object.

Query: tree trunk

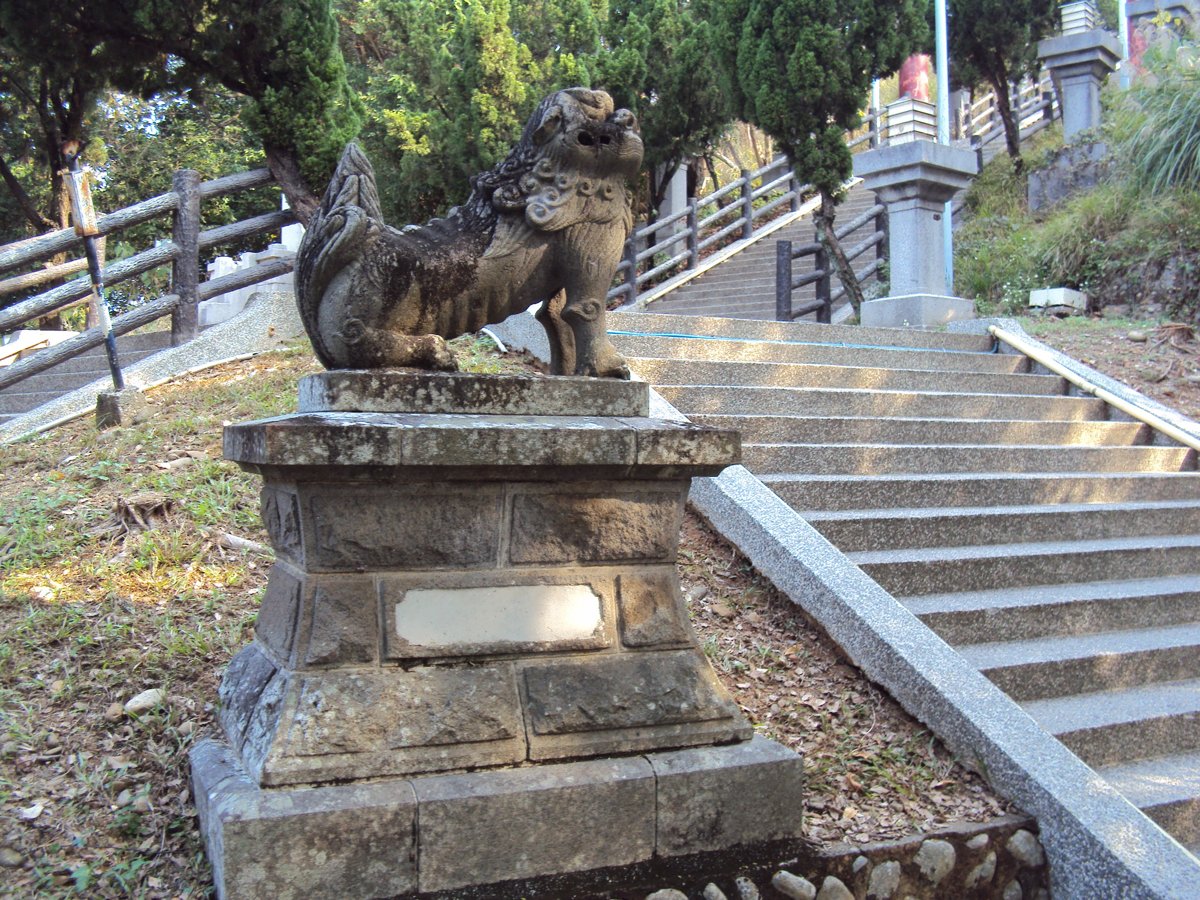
[0,156,55,232]
[264,144,319,226]
[813,190,865,318]
[990,75,1022,168]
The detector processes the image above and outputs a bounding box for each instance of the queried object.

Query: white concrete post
[851,142,978,327]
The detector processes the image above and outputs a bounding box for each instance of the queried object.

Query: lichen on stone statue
[295,88,643,378]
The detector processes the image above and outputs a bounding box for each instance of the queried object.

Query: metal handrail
[990,326,1200,453]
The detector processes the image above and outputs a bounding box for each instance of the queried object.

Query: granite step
[740,442,1194,476]
[1022,678,1200,767]
[854,534,1200,596]
[657,385,1105,421]
[631,359,1067,398]
[803,500,1200,552]
[612,334,1027,373]
[607,311,994,353]
[956,622,1200,700]
[764,472,1200,511]
[1098,751,1200,853]
[692,414,1149,447]
[902,576,1200,643]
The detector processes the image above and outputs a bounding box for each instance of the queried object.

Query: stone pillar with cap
[1038,29,1121,142]
[190,370,806,899]
[851,140,979,327]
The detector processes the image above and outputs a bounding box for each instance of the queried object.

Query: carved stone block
[304,484,503,571]
[521,650,750,759]
[509,489,682,564]
[617,570,692,648]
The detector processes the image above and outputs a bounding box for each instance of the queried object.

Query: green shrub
[1112,39,1200,194]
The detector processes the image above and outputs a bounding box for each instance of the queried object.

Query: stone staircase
[0,330,172,427]
[608,310,1200,858]
[641,181,880,321]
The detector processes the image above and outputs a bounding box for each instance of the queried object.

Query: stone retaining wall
[640,815,1048,900]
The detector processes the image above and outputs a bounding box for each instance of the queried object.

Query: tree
[339,0,554,222]
[0,4,166,237]
[947,0,1057,165]
[597,0,731,214]
[712,0,927,315]
[0,1,361,228]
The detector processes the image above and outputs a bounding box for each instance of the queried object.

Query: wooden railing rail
[0,166,294,395]
[608,156,801,305]
[775,203,886,323]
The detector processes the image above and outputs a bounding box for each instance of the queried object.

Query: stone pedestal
[193,371,804,899]
[1038,31,1121,141]
[852,141,978,326]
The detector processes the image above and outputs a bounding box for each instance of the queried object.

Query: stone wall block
[509,489,681,564]
[617,570,693,648]
[303,484,502,571]
[254,665,526,786]
[521,651,750,759]
[254,564,302,665]
[413,756,656,892]
[299,574,379,667]
[650,735,805,857]
[261,485,302,562]
[191,738,418,900]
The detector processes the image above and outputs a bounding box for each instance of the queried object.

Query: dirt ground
[1023,315,1200,421]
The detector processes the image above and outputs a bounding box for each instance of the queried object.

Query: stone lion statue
[295,87,643,378]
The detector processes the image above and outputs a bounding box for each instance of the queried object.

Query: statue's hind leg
[338,318,458,371]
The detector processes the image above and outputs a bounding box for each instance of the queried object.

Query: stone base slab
[192,733,804,899]
[860,293,976,328]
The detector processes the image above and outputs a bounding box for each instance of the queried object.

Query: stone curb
[0,287,306,444]
[686,464,1198,899]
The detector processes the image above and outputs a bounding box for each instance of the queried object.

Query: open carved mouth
[577,131,614,147]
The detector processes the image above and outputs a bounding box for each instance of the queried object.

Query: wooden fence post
[171,169,202,346]
[740,169,754,240]
[686,198,699,269]
[814,228,832,325]
[623,232,639,306]
[775,240,793,322]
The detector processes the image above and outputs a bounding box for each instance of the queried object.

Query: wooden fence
[0,169,294,393]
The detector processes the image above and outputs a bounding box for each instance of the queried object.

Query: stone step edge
[803,498,1200,523]
[958,622,1200,671]
[903,574,1200,616]
[851,533,1200,567]
[1021,677,1200,738]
